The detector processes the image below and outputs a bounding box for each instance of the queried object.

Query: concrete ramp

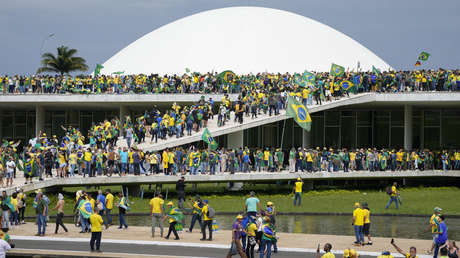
[117,93,376,151]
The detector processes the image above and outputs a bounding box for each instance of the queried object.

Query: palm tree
[37,45,88,75]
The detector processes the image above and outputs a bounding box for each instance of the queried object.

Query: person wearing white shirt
[6,158,15,187]
[0,239,11,258]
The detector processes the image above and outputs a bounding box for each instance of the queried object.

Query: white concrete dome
[101,7,391,75]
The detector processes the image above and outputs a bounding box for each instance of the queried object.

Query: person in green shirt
[35,193,47,236]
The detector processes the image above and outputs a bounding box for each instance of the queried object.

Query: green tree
[37,45,88,75]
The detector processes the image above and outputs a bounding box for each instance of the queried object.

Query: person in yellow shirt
[352,202,365,245]
[83,148,92,177]
[316,243,335,258]
[385,182,399,209]
[200,200,213,241]
[361,202,372,245]
[89,209,104,252]
[149,193,164,238]
[428,207,442,254]
[292,178,303,206]
[105,189,114,225]
[187,195,203,233]
[244,216,258,258]
[162,202,180,240]
[162,149,169,175]
[343,248,359,258]
[10,193,19,225]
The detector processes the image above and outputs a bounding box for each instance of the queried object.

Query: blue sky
[1,0,459,74]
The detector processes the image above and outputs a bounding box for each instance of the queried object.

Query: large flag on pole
[94,64,104,76]
[330,63,345,77]
[202,128,218,150]
[286,96,311,131]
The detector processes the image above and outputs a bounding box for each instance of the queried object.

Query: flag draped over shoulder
[286,96,311,131]
[94,64,104,76]
[418,51,430,61]
[330,63,345,77]
[202,128,218,150]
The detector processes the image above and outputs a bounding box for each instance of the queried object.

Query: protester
[244,215,258,258]
[352,202,365,246]
[391,238,417,258]
[361,202,372,245]
[149,193,164,238]
[187,195,203,233]
[117,193,129,229]
[105,189,114,226]
[428,207,442,254]
[259,216,277,258]
[245,192,261,218]
[385,182,399,209]
[293,177,303,206]
[227,214,247,258]
[176,177,186,209]
[52,193,68,234]
[343,248,358,258]
[35,192,47,236]
[447,241,458,258]
[163,202,180,240]
[200,200,213,241]
[433,215,447,258]
[316,243,335,258]
[89,208,103,253]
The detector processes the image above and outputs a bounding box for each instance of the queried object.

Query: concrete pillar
[226,130,244,191]
[404,105,413,150]
[302,130,311,148]
[35,105,45,137]
[227,130,243,149]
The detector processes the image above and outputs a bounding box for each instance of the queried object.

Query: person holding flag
[162,201,182,240]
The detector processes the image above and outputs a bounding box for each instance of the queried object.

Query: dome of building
[101,7,391,75]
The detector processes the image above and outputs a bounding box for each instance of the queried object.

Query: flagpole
[280,119,286,151]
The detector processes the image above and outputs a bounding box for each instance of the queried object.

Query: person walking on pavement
[176,177,186,209]
[52,193,68,234]
[105,189,114,226]
[89,208,103,253]
[149,193,164,238]
[200,200,213,241]
[187,195,203,233]
[35,192,47,236]
[227,214,247,258]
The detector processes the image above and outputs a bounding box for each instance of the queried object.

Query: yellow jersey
[89,213,103,232]
[353,208,365,226]
[149,197,164,214]
[295,182,303,193]
[105,193,114,210]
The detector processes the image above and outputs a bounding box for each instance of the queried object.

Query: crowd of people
[1,69,459,95]
[3,143,458,186]
[0,176,457,258]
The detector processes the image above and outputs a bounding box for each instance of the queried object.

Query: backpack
[207,206,215,219]
[386,187,392,195]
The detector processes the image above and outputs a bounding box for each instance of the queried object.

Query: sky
[1,0,459,75]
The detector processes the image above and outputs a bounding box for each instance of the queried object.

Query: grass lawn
[22,186,460,217]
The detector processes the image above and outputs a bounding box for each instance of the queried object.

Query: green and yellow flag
[418,51,430,61]
[340,80,354,91]
[303,71,316,82]
[330,63,345,77]
[218,70,236,82]
[202,128,218,150]
[372,65,381,75]
[286,96,311,131]
[94,64,104,76]
[112,71,124,75]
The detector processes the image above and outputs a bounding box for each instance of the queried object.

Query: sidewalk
[9,223,435,255]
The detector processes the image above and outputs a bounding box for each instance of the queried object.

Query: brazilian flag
[372,65,381,75]
[340,80,354,91]
[79,200,93,219]
[286,96,311,131]
[418,51,430,61]
[330,63,345,77]
[202,128,218,150]
[302,71,316,82]
[218,70,236,82]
